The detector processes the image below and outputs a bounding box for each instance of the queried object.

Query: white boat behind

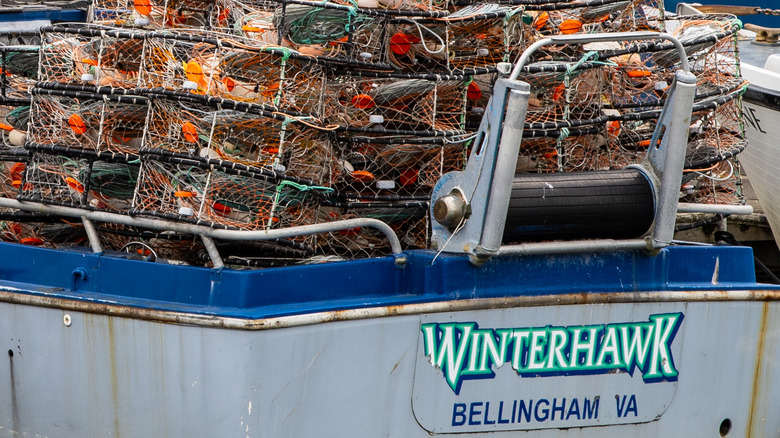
[677,3,780,249]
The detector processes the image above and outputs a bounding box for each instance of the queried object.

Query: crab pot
[316,202,428,258]
[331,135,467,198]
[324,73,467,132]
[143,98,331,184]
[139,33,324,114]
[502,168,654,242]
[133,154,324,232]
[38,25,144,88]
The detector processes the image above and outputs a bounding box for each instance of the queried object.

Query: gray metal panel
[2,299,780,437]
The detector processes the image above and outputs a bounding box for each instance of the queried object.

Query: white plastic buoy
[8,129,25,147]
[134,18,150,26]
[178,207,194,216]
[369,115,384,124]
[182,80,198,90]
[81,73,95,82]
[376,180,395,190]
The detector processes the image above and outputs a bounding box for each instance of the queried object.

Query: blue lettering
[483,402,495,425]
[452,403,467,426]
[551,397,566,421]
[497,401,510,424]
[625,394,638,417]
[469,402,483,425]
[517,400,533,423]
[534,399,550,422]
[566,398,580,420]
[583,397,599,419]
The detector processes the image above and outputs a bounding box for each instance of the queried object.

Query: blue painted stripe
[0,241,774,319]
[0,8,86,23]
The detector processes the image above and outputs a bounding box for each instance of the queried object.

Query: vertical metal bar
[200,235,225,269]
[649,70,697,247]
[478,87,530,255]
[81,216,104,254]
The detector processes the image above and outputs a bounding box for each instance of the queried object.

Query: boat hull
[2,289,780,436]
[740,61,780,249]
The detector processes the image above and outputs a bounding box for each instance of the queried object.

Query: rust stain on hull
[747,301,770,437]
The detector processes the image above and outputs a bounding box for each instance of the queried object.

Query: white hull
[740,61,780,248]
[3,292,780,436]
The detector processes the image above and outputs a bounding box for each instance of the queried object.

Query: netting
[39,26,145,88]
[331,135,468,198]
[0,1,754,264]
[139,32,326,113]
[324,71,468,132]
[132,154,325,239]
[143,97,332,182]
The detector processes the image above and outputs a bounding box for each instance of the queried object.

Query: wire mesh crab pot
[18,147,140,212]
[516,130,627,173]
[315,201,428,258]
[381,5,526,72]
[143,97,332,183]
[519,62,607,129]
[100,224,211,265]
[91,0,215,28]
[28,93,102,151]
[139,32,325,113]
[38,25,144,89]
[599,14,742,111]
[207,0,450,52]
[324,71,468,133]
[132,153,326,234]
[680,86,746,205]
[0,106,30,153]
[331,134,467,199]
[0,218,89,249]
[27,87,150,155]
[266,3,390,64]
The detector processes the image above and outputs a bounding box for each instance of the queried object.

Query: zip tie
[557,127,570,142]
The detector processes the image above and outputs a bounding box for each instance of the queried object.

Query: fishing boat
[1,2,779,437]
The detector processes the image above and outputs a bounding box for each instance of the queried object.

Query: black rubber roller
[502,169,655,243]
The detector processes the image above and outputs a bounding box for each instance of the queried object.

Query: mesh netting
[0,1,753,264]
[324,71,468,132]
[143,97,332,182]
[132,154,325,234]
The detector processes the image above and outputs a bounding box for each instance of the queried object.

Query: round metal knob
[433,192,467,228]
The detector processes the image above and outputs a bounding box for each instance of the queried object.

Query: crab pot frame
[139,32,325,113]
[324,71,468,133]
[0,45,38,104]
[39,26,145,89]
[143,97,332,183]
[331,135,467,199]
[28,93,102,151]
[19,143,140,211]
[132,153,325,232]
[28,87,150,155]
[90,0,214,28]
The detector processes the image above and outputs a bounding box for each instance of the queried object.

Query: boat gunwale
[2,284,780,330]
